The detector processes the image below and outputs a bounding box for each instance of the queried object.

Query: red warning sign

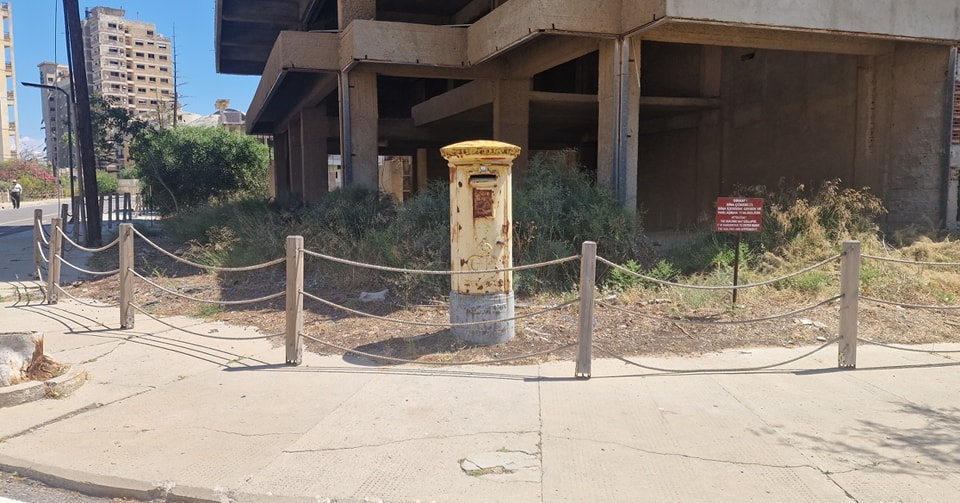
[716,197,763,233]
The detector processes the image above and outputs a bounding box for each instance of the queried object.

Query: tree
[130,126,269,214]
[89,95,151,169]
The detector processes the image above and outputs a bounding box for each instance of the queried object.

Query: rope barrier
[597,253,842,291]
[59,229,120,253]
[57,254,120,276]
[301,333,577,365]
[302,248,580,275]
[55,284,120,308]
[593,338,840,373]
[862,254,960,267]
[129,304,279,340]
[596,295,842,326]
[301,289,578,327]
[132,228,285,272]
[130,269,285,305]
[860,295,960,311]
[37,224,50,247]
[858,338,960,354]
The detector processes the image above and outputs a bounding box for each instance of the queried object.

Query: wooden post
[839,240,860,368]
[48,218,63,304]
[33,209,43,278]
[285,235,304,365]
[123,193,132,221]
[575,241,597,378]
[119,223,135,329]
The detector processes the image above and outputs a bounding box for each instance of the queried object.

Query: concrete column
[301,107,329,204]
[289,113,305,199]
[344,70,379,190]
[493,79,530,175]
[274,130,291,203]
[338,0,375,28]
[597,38,640,208]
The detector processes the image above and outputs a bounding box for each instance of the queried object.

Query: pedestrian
[10,179,22,209]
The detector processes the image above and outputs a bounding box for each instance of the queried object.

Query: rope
[130,269,285,305]
[37,224,50,246]
[302,248,580,275]
[57,254,120,276]
[862,254,960,267]
[55,284,120,308]
[594,338,840,373]
[129,304,279,340]
[858,338,960,354]
[301,290,578,327]
[36,240,50,264]
[597,253,842,291]
[302,333,577,365]
[59,230,120,253]
[132,228,285,272]
[596,295,842,326]
[860,295,960,311]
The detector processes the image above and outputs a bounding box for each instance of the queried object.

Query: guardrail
[31,211,960,377]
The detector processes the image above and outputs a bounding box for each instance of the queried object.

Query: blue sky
[12,0,261,152]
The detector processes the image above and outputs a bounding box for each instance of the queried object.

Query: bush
[96,170,118,194]
[118,167,140,179]
[131,127,269,214]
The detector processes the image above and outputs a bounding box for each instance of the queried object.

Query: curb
[0,365,87,408]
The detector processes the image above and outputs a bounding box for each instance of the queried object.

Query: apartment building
[217,0,960,231]
[82,6,175,133]
[37,62,72,173]
[0,2,20,160]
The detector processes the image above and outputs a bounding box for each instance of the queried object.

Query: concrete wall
[721,48,859,193]
[881,42,953,230]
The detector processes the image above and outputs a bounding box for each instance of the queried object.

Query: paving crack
[283,430,539,454]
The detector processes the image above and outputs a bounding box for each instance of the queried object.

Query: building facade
[82,7,175,124]
[37,62,73,174]
[1,2,20,160]
[217,0,960,230]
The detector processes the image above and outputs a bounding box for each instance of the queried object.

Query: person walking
[9,179,22,209]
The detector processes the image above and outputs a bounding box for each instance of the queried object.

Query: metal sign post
[715,197,764,303]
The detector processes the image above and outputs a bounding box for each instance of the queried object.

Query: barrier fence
[30,212,960,378]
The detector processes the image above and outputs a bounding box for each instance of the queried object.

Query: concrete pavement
[2,213,960,502]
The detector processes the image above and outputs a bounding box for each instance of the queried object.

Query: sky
[11,0,261,153]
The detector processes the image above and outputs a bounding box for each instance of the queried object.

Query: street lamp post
[22,81,77,237]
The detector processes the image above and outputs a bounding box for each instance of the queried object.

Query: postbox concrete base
[449,291,515,345]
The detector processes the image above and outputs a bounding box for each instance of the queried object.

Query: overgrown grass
[160,165,960,313]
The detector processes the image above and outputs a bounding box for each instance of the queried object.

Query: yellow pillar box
[441,140,520,345]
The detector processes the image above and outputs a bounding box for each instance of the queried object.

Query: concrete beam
[247,31,339,132]
[643,21,895,56]
[341,21,469,69]
[504,35,601,78]
[412,80,495,127]
[662,0,960,42]
[467,0,622,65]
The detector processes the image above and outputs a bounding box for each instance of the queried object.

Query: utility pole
[63,0,102,245]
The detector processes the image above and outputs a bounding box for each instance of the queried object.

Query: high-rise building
[37,62,72,174]
[1,2,20,160]
[82,7,175,124]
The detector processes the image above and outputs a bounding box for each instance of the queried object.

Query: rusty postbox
[441,140,520,345]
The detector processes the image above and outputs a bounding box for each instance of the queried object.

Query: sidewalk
[2,222,960,502]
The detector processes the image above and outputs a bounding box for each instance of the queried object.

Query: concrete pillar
[343,70,379,190]
[301,107,329,204]
[493,79,530,175]
[289,113,305,199]
[274,130,291,203]
[597,38,640,209]
[338,0,375,28]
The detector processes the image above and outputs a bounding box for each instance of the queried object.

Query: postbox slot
[468,174,498,188]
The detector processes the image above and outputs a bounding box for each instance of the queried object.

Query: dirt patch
[64,234,960,365]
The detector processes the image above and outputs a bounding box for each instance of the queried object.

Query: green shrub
[118,167,140,179]
[96,170,118,194]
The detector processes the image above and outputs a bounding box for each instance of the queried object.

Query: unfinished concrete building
[216,0,960,231]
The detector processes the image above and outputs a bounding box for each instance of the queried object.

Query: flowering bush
[0,160,59,199]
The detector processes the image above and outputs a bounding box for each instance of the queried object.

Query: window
[107,23,117,28]
[137,76,146,81]
[159,55,167,61]
[159,67,168,72]
[108,35,118,41]
[146,30,154,36]
[150,100,157,105]
[148,77,156,82]
[148,54,155,59]
[159,78,169,84]
[110,71,119,77]
[137,87,147,93]
[135,41,144,46]
[136,64,145,69]
[158,44,167,49]
[135,52,144,57]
